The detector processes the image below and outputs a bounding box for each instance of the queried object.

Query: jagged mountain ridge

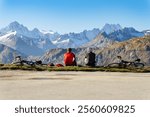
[0,21,59,40]
[52,28,101,48]
[0,21,57,56]
[81,27,144,48]
[101,23,122,34]
[0,22,145,51]
[0,31,44,56]
[52,24,144,48]
[0,21,101,55]
[105,27,144,42]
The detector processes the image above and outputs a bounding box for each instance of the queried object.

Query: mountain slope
[0,21,30,36]
[95,35,150,66]
[40,48,87,64]
[0,31,44,56]
[82,33,115,48]
[0,43,25,63]
[40,36,150,66]
[0,21,57,55]
[105,27,144,41]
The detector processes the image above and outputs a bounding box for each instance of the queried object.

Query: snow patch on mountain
[143,30,150,35]
[52,28,101,48]
[0,21,57,55]
[0,31,17,40]
[40,30,55,34]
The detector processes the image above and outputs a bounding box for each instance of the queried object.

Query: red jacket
[64,52,75,66]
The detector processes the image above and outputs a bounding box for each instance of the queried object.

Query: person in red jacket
[64,48,77,66]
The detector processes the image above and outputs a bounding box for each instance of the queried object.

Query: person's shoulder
[64,52,68,56]
[92,52,96,55]
[71,52,75,56]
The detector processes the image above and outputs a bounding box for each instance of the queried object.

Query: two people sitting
[64,48,96,67]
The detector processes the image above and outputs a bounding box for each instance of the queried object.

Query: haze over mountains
[0,21,149,64]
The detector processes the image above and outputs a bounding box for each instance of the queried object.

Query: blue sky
[0,0,150,33]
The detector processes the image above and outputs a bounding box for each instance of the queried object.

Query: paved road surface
[0,70,150,100]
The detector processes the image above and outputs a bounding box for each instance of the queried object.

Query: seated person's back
[85,49,96,67]
[64,48,76,66]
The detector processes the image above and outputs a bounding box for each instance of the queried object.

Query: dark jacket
[85,52,96,67]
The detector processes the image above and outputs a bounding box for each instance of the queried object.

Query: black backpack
[86,52,96,67]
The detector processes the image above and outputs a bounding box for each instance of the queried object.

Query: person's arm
[73,53,77,66]
[72,53,76,62]
[94,53,96,63]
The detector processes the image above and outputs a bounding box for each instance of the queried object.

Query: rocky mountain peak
[101,23,122,34]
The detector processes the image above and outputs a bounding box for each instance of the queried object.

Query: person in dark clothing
[85,48,96,67]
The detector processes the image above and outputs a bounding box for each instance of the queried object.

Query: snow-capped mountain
[81,27,144,48]
[101,24,122,34]
[105,27,144,41]
[0,21,30,36]
[0,21,59,39]
[0,21,57,55]
[52,28,101,48]
[0,31,44,56]
[40,30,60,41]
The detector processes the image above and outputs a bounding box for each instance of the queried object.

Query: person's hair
[67,48,72,52]
[117,56,122,59]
